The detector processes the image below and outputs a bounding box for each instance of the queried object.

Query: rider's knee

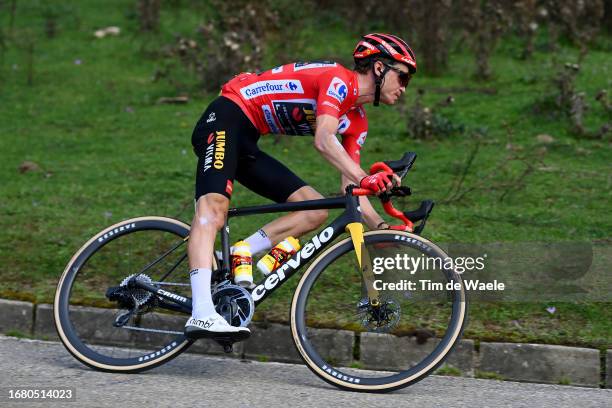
[194,194,229,231]
[305,209,328,229]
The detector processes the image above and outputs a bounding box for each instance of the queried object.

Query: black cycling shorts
[191,96,307,202]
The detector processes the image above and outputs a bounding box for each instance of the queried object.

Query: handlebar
[383,152,417,179]
[351,151,434,234]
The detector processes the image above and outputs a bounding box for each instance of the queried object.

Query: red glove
[360,171,394,192]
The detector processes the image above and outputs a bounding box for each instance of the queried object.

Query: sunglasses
[382,62,412,87]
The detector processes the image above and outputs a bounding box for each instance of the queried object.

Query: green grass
[475,370,505,381]
[435,365,463,377]
[5,329,32,339]
[0,2,610,349]
[256,355,270,363]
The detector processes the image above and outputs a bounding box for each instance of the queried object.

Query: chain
[151,281,190,287]
[122,325,183,335]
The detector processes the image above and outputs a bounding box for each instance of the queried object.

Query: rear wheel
[54,216,206,372]
[290,230,467,392]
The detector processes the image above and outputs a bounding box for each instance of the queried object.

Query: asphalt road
[0,336,609,408]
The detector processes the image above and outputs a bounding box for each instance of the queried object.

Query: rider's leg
[189,193,229,269]
[253,185,328,245]
[185,95,255,340]
[188,192,228,309]
[185,192,250,340]
[236,150,328,249]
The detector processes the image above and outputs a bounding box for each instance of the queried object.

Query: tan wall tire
[290,230,468,392]
[53,216,209,373]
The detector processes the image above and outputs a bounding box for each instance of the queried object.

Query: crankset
[209,282,255,353]
[212,282,255,327]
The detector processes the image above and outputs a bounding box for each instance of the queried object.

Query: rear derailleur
[106,274,156,327]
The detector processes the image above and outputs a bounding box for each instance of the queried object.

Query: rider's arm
[313,114,368,183]
[337,118,386,230]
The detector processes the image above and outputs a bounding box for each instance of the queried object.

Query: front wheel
[290,230,467,392]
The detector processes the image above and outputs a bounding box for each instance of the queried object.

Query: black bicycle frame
[128,152,428,316]
[222,191,362,305]
[131,190,364,312]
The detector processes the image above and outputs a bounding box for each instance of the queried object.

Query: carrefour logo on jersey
[262,104,281,134]
[240,80,304,99]
[357,131,367,146]
[326,77,348,103]
[337,115,350,134]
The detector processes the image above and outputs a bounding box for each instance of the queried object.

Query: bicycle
[54,152,467,392]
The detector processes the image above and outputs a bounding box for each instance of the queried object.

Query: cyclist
[185,33,417,340]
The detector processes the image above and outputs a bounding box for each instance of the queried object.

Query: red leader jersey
[337,107,368,164]
[221,61,368,164]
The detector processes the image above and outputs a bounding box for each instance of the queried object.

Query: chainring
[212,283,255,328]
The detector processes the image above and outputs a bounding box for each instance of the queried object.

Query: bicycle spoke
[293,231,466,389]
[138,239,187,278]
[57,219,192,369]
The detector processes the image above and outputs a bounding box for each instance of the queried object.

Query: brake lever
[391,186,412,197]
[405,200,435,235]
[414,222,427,235]
[378,186,411,203]
[396,166,410,180]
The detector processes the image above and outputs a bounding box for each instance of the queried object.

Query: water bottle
[231,241,253,287]
[257,237,301,276]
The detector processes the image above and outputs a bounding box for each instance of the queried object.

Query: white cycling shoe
[184,312,250,341]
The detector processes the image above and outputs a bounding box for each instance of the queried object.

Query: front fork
[345,222,380,307]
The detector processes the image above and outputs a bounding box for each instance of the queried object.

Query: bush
[533,61,611,139]
[543,0,605,58]
[400,89,464,139]
[154,0,282,93]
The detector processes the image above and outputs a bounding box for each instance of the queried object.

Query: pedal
[213,337,235,353]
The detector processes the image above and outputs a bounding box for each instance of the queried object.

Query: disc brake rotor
[357,296,401,333]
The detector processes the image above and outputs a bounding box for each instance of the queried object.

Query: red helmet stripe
[360,41,377,50]
[353,39,378,53]
[354,33,417,73]
[376,33,413,60]
[362,34,398,57]
[353,38,381,58]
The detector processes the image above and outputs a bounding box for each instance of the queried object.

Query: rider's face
[375,61,411,105]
